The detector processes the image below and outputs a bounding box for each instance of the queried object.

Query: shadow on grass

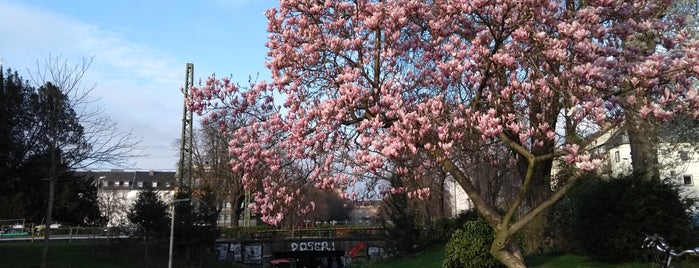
[353,246,699,268]
[527,252,699,268]
[0,239,229,268]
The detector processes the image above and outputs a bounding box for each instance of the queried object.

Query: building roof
[77,170,176,191]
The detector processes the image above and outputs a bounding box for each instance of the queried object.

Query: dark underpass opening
[273,250,346,268]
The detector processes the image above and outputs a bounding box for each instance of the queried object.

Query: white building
[446,178,473,216]
[586,126,699,197]
[78,170,176,227]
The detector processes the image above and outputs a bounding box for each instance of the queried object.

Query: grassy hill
[353,246,699,268]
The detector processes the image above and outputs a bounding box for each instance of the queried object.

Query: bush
[424,210,479,247]
[381,185,423,257]
[443,215,504,268]
[554,175,694,263]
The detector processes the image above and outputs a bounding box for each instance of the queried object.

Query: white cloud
[0,1,185,170]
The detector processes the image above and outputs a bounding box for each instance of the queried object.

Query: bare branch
[27,55,145,169]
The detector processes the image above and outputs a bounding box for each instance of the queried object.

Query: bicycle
[642,234,699,268]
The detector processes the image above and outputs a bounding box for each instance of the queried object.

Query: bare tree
[98,189,130,228]
[192,123,245,227]
[27,55,143,169]
[27,55,143,268]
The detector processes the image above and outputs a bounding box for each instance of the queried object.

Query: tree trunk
[230,194,245,227]
[624,7,662,182]
[439,173,447,217]
[40,177,55,268]
[522,158,554,253]
[515,142,554,253]
[491,232,526,268]
[230,207,241,227]
[626,113,660,181]
[523,159,553,207]
[143,233,150,268]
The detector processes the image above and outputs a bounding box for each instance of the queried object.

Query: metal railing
[0,226,129,242]
[220,226,385,241]
[1,225,386,243]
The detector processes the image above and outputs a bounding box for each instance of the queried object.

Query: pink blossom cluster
[407,188,431,201]
[187,0,699,224]
[248,181,317,225]
[561,144,603,172]
[390,187,406,195]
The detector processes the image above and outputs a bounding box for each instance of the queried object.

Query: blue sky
[0,0,276,170]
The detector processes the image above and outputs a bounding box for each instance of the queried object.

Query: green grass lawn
[0,240,229,268]
[354,247,699,268]
[3,241,699,268]
[354,247,447,268]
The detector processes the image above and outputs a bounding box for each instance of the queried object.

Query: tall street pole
[168,198,190,268]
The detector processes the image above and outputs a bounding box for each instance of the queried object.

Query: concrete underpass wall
[213,238,388,267]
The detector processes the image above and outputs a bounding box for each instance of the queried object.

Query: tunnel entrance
[273,250,346,268]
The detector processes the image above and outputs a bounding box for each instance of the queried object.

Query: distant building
[552,125,699,199]
[446,178,473,216]
[77,170,176,227]
[349,200,382,225]
[589,126,699,197]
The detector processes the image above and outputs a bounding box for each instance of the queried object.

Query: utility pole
[168,198,190,268]
[171,63,194,268]
[178,63,194,191]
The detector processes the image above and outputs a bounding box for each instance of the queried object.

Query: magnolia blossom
[187,0,699,228]
[575,156,603,171]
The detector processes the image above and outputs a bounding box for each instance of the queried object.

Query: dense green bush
[443,215,504,268]
[423,210,479,247]
[551,175,694,263]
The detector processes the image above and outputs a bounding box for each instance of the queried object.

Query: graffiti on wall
[213,243,228,262]
[230,243,242,262]
[244,244,263,264]
[290,241,336,251]
[348,242,365,257]
[367,245,385,260]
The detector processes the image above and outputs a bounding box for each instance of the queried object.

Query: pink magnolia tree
[188,0,699,267]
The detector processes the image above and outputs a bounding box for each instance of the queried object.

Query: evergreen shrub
[553,175,694,263]
[443,215,504,268]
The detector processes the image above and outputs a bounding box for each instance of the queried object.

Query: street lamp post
[168,198,190,268]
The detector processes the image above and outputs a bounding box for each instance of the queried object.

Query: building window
[683,175,693,186]
[118,181,123,186]
[614,151,620,162]
[137,181,143,187]
[124,181,130,187]
[102,181,109,187]
[152,182,158,187]
[165,182,171,188]
[680,151,689,161]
